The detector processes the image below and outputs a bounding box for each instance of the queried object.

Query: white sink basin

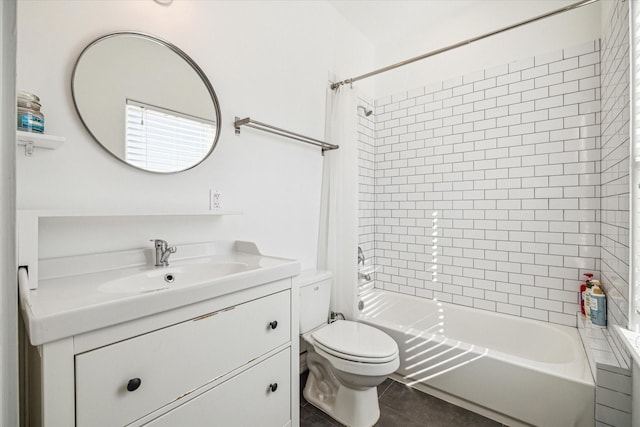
[98,262,253,294]
[19,241,300,346]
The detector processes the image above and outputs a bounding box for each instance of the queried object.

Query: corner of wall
[0,1,19,426]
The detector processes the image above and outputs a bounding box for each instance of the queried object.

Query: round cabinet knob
[269,383,278,393]
[127,378,142,392]
[269,321,278,330]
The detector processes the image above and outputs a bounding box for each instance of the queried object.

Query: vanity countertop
[19,241,300,345]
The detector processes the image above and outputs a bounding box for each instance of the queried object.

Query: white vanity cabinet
[144,348,291,427]
[25,277,299,427]
[76,289,291,426]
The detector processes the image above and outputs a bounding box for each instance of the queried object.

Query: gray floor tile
[374,403,426,427]
[300,374,501,427]
[378,382,500,427]
[300,404,343,427]
[376,378,394,398]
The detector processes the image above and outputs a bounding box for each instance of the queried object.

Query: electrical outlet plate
[209,189,222,210]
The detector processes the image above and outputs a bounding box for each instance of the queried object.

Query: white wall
[16,0,374,264]
[371,1,602,98]
[1,1,17,425]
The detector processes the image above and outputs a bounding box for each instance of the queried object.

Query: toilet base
[303,352,381,427]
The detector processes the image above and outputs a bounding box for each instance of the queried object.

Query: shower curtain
[317,86,359,319]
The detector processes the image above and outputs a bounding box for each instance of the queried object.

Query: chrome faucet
[357,246,372,281]
[151,239,177,267]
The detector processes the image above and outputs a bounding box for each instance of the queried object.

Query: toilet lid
[311,321,398,363]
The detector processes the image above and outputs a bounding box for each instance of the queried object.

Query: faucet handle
[150,239,168,248]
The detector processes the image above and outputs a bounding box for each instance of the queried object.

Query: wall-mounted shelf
[18,209,242,218]
[17,209,242,289]
[16,131,65,156]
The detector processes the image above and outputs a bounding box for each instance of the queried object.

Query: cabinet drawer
[76,290,290,427]
[142,348,291,427]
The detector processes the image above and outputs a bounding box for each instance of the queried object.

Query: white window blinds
[125,100,215,173]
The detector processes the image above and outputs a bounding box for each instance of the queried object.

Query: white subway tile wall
[595,365,632,427]
[358,96,376,270]
[600,0,630,341]
[596,6,633,426]
[368,40,603,327]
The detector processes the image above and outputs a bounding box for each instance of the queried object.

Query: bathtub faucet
[151,239,177,267]
[358,246,365,267]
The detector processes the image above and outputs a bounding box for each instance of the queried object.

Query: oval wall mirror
[71,32,221,173]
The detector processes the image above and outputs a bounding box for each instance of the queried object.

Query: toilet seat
[312,342,399,377]
[311,321,398,363]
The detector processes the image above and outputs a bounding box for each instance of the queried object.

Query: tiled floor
[300,373,505,427]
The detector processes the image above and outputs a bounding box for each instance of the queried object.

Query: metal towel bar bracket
[234,117,339,154]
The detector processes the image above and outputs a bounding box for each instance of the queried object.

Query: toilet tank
[296,270,332,334]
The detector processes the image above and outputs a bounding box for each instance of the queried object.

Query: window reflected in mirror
[124,100,216,173]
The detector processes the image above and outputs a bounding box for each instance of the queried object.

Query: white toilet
[298,271,399,427]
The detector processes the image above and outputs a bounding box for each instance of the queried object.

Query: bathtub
[357,289,595,427]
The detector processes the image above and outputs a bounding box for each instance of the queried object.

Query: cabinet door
[143,348,291,427]
[76,290,290,427]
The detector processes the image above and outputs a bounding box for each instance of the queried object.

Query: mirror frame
[71,31,222,174]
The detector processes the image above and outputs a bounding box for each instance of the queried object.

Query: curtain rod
[330,0,599,90]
